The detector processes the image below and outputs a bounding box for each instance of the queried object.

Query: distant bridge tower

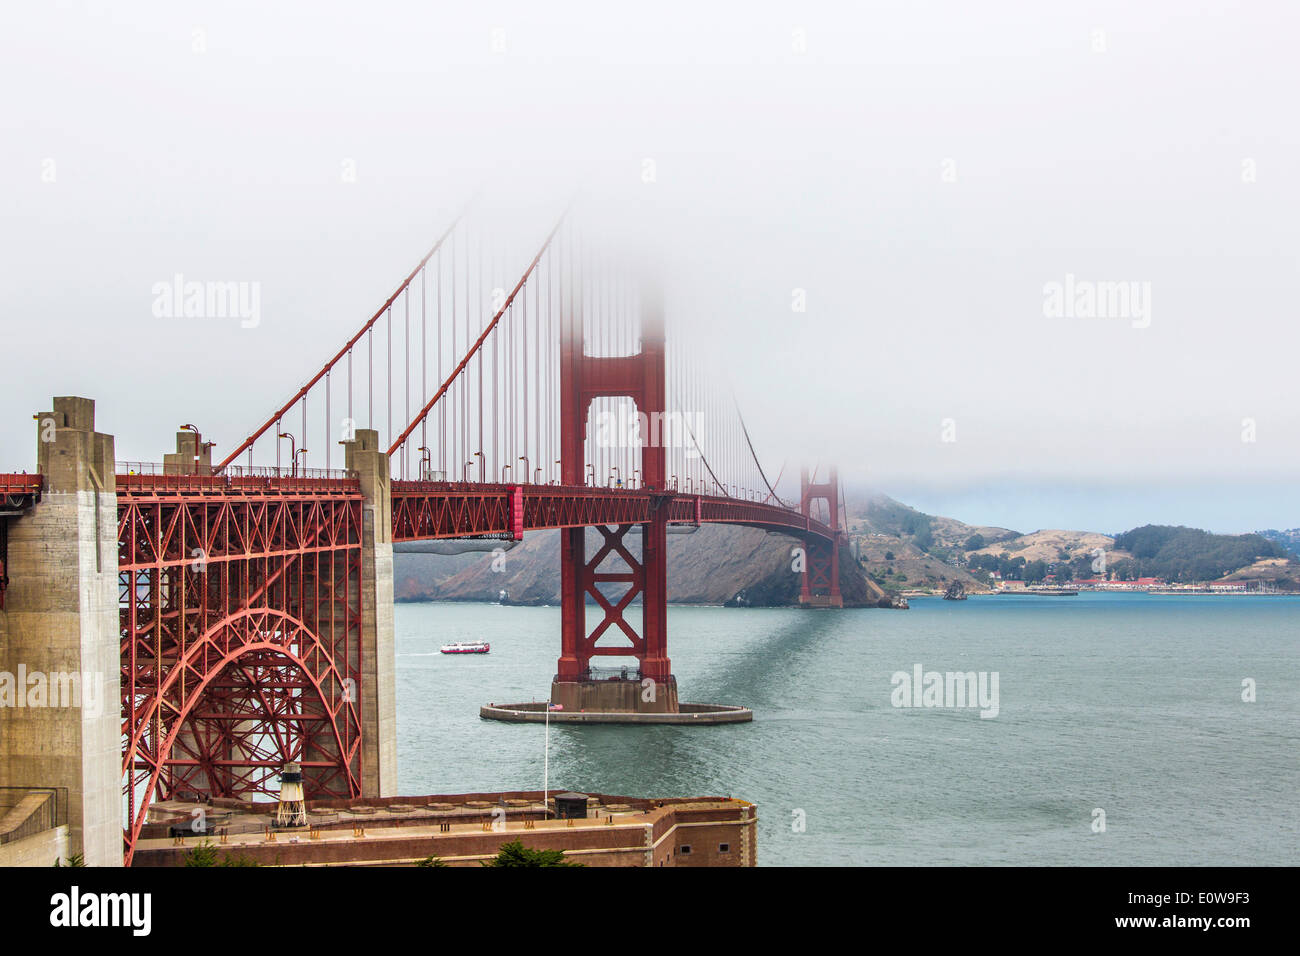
[800,467,843,608]
[554,279,678,713]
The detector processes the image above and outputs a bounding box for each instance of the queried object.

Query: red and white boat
[439,641,490,655]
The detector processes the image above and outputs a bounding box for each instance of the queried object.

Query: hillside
[1257,528,1300,559]
[843,500,1298,594]
[1219,557,1300,589]
[1108,525,1290,583]
[395,524,886,608]
[843,493,1019,594]
[392,496,1300,604]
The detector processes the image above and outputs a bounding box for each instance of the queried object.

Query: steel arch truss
[118,485,364,864]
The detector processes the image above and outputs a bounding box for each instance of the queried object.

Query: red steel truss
[115,472,833,861]
[392,480,837,541]
[118,473,364,864]
[1,473,42,610]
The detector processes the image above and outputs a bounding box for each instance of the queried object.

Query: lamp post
[277,432,296,477]
[501,464,512,482]
[417,446,432,480]
[295,448,309,478]
[463,460,473,482]
[554,460,561,485]
[518,456,529,484]
[474,451,484,483]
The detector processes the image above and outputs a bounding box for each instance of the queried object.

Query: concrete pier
[550,675,681,714]
[0,398,123,866]
[480,701,753,725]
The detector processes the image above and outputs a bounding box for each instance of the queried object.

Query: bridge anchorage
[0,202,858,864]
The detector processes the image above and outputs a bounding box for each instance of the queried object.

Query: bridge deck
[391,481,836,542]
[107,474,836,544]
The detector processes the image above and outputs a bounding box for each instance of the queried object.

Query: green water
[394,593,1300,865]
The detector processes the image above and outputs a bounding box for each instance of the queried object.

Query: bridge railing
[554,667,645,682]
[0,473,43,496]
[116,462,360,495]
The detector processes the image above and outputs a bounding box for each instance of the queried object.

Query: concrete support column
[640,510,671,683]
[343,429,397,798]
[162,429,213,476]
[0,397,122,865]
[556,527,585,682]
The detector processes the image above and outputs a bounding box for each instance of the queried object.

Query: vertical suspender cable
[386,306,392,465]
[420,264,427,476]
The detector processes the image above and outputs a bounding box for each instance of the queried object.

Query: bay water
[395,593,1299,865]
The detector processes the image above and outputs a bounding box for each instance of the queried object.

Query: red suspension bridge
[0,201,855,864]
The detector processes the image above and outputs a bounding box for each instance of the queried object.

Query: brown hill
[969,529,1131,565]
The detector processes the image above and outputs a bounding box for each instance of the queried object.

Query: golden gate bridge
[0,198,854,864]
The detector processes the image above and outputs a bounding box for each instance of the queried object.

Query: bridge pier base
[550,675,680,715]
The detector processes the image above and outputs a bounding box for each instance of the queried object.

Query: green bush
[182,841,259,867]
[482,839,582,867]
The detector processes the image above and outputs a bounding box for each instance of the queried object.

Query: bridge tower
[799,467,844,608]
[0,398,122,865]
[553,281,679,714]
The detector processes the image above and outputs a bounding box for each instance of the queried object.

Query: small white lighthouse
[275,761,307,828]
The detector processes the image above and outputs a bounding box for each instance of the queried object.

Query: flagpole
[544,701,550,816]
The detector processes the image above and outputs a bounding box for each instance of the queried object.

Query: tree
[884,551,895,561]
[183,842,220,867]
[964,534,986,552]
[1111,524,1285,583]
[482,839,583,867]
[182,841,259,867]
[417,855,448,867]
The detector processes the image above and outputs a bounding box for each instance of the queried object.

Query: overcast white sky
[2,1,1296,534]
